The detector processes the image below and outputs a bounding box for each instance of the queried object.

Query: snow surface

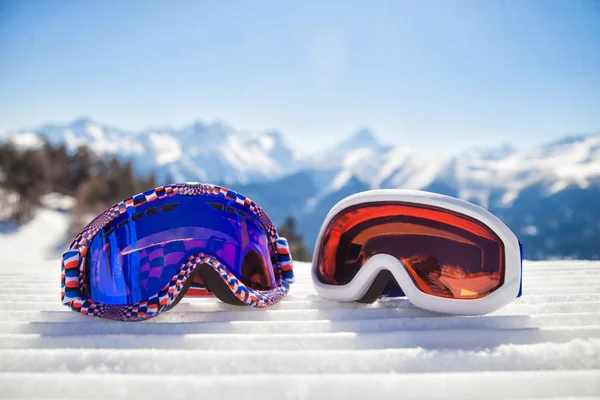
[63,124,145,157]
[0,208,599,398]
[147,132,183,165]
[5,132,45,149]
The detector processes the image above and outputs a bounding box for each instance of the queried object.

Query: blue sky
[0,0,599,153]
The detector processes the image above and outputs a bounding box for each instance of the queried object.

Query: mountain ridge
[3,118,600,259]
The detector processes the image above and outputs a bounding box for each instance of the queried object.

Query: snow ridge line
[0,326,599,350]
[0,371,599,400]
[0,338,598,374]
[0,261,599,399]
[0,312,598,335]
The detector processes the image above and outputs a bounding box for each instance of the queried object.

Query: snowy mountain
[2,119,600,259]
[235,130,600,259]
[3,118,298,185]
[301,130,600,208]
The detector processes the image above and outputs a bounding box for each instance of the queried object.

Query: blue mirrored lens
[87,194,275,305]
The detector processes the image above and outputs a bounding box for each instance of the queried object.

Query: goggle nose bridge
[357,268,406,303]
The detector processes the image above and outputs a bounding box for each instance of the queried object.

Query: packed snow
[147,133,183,165]
[4,132,45,150]
[0,206,599,398]
[0,259,599,399]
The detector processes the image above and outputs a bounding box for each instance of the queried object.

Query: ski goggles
[61,183,294,321]
[311,190,522,315]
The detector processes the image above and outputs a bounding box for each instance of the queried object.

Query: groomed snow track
[0,261,599,399]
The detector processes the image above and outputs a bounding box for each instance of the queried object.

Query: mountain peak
[464,142,517,160]
[338,128,381,151]
[543,131,600,148]
[255,130,295,165]
[259,130,284,149]
[263,130,283,140]
[72,117,95,127]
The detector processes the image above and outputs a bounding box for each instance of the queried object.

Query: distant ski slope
[0,259,599,399]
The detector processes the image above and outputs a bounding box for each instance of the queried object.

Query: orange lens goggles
[316,202,505,299]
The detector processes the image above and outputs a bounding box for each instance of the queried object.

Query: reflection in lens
[317,203,504,299]
[87,195,275,305]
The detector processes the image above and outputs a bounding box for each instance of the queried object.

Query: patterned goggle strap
[276,237,295,283]
[61,250,82,305]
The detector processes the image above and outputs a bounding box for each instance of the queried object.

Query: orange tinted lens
[317,202,504,299]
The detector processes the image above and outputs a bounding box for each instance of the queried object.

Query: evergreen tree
[0,144,45,222]
[40,141,71,194]
[69,146,93,190]
[1,140,162,228]
[277,217,312,262]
